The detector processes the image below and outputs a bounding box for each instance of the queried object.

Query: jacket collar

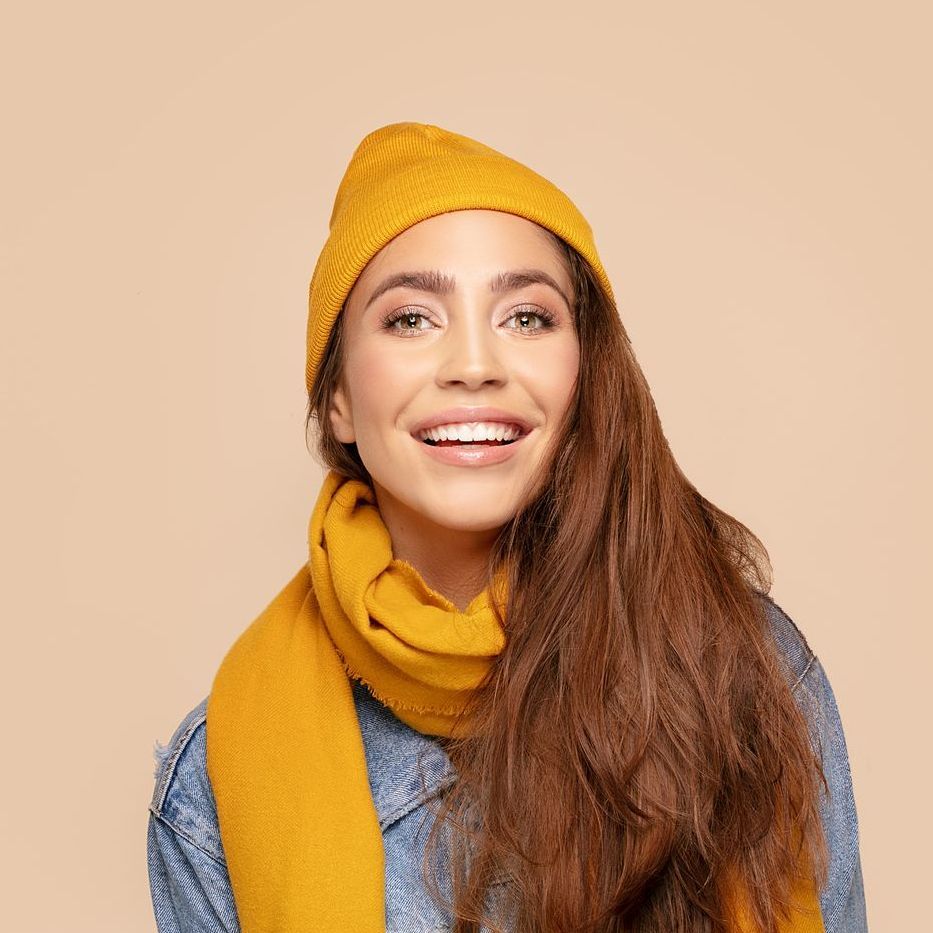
[351,677,457,831]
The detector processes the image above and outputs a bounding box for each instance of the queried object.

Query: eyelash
[379,305,558,334]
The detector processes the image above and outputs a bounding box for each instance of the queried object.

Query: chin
[370,463,528,532]
[404,492,517,535]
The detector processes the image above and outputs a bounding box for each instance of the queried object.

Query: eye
[503,305,558,332]
[379,307,435,334]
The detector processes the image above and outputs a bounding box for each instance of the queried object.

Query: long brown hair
[305,230,829,932]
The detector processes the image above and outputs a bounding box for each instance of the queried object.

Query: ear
[328,380,356,444]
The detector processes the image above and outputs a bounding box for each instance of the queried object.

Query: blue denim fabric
[147,596,867,932]
[760,595,869,932]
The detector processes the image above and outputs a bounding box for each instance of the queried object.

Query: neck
[371,482,499,612]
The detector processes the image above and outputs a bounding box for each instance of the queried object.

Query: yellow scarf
[205,469,824,932]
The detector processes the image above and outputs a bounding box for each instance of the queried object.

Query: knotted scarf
[205,469,825,932]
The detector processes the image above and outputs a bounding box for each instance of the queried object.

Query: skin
[328,209,579,610]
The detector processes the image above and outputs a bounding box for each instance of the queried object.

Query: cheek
[345,344,422,433]
[516,339,580,413]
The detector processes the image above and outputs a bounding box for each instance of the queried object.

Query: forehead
[350,209,569,293]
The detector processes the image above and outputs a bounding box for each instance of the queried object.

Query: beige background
[2,2,929,930]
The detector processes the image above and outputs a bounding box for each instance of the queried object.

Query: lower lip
[412,431,531,466]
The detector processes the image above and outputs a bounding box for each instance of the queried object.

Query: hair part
[305,229,828,933]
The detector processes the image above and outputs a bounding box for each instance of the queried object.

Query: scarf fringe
[332,644,466,718]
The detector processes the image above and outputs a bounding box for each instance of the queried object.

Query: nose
[434,310,508,390]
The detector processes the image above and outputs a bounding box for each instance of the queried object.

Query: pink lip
[409,406,535,436]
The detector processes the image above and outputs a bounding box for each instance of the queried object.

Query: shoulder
[149,695,225,864]
[755,592,867,932]
[753,592,855,817]
[755,590,817,694]
[147,699,243,931]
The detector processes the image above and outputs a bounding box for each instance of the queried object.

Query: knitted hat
[305,121,616,393]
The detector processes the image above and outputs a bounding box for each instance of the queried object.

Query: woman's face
[330,209,579,534]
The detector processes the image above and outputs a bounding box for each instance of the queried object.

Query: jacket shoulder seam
[791,651,816,694]
[148,806,227,868]
[756,591,816,696]
[150,696,209,816]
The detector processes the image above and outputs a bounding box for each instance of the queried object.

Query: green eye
[504,306,557,331]
[381,308,433,332]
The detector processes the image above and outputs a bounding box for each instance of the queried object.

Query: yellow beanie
[305,121,616,393]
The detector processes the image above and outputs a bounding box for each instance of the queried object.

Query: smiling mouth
[421,437,519,447]
[414,421,530,447]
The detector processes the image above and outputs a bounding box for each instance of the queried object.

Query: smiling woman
[147,122,867,933]
[321,209,581,594]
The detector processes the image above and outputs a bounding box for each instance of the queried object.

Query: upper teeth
[416,421,524,443]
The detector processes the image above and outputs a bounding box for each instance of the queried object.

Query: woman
[147,122,867,933]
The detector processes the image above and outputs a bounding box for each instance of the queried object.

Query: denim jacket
[147,595,868,932]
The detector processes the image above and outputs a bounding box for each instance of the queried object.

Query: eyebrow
[363,268,572,312]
